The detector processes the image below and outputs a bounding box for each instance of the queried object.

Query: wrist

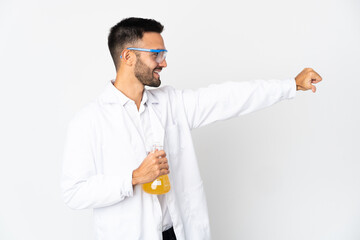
[132,169,140,186]
[294,78,299,91]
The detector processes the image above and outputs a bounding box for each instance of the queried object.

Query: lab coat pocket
[183,182,210,234]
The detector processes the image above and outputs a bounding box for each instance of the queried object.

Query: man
[61,17,322,240]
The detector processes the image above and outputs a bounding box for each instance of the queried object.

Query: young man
[61,17,322,240]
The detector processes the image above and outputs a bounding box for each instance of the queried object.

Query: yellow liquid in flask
[142,175,171,194]
[142,143,171,195]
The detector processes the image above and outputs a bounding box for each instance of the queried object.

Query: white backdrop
[1,0,360,239]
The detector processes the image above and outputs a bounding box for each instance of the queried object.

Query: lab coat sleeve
[180,79,296,129]
[61,111,133,210]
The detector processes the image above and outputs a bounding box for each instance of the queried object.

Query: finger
[159,158,168,165]
[310,71,322,83]
[305,79,313,90]
[155,158,167,166]
[159,162,169,170]
[148,150,157,157]
[155,150,166,158]
[159,169,170,176]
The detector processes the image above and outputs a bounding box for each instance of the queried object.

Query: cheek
[144,59,157,69]
[150,63,158,70]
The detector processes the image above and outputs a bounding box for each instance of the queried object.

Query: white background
[1,0,359,239]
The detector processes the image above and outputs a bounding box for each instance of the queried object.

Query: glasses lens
[156,51,167,64]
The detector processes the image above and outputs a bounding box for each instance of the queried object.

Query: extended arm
[181,68,322,130]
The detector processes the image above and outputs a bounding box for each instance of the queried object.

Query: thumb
[311,85,316,93]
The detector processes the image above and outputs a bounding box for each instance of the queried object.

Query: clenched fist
[295,68,322,93]
[132,150,170,186]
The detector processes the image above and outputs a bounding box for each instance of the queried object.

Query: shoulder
[68,99,99,130]
[146,85,179,102]
[147,85,176,95]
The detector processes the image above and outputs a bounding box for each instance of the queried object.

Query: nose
[158,59,167,68]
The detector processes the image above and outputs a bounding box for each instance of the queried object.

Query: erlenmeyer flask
[142,143,171,194]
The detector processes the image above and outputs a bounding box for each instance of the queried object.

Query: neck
[113,69,144,110]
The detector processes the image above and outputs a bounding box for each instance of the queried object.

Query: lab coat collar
[100,80,158,106]
[100,79,165,148]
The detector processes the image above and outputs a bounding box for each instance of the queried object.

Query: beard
[134,57,161,87]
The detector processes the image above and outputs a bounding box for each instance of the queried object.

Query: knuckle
[159,151,166,158]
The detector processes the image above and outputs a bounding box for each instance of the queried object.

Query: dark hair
[108,17,164,70]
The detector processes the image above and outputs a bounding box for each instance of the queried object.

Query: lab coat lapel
[146,89,165,147]
[118,105,147,162]
[148,103,165,147]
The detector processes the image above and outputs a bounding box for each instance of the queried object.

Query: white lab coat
[61,79,296,240]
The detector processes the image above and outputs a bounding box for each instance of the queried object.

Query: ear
[121,49,135,66]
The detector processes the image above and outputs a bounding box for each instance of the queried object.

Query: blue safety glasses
[120,47,167,64]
